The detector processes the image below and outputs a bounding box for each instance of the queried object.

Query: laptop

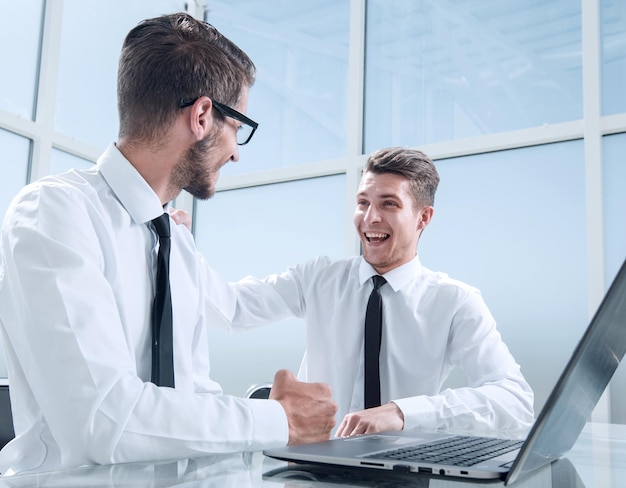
[264,257,626,485]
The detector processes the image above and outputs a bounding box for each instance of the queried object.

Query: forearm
[97,382,288,465]
[200,262,304,331]
[394,379,534,433]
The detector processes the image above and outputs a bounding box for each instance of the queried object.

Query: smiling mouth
[365,232,390,242]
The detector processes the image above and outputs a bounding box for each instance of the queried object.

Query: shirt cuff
[392,397,437,431]
[247,399,289,449]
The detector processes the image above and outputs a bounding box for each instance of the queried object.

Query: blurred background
[1,0,625,423]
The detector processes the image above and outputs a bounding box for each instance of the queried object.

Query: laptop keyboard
[364,435,524,467]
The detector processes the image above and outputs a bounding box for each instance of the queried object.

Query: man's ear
[187,96,214,140]
[417,206,434,231]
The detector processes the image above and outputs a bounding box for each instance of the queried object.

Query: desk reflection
[0,453,263,488]
[0,453,584,488]
[0,422,623,488]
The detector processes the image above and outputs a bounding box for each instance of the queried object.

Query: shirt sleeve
[393,289,534,433]
[200,258,314,331]
[0,184,288,471]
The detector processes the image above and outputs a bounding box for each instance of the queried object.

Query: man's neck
[116,138,181,205]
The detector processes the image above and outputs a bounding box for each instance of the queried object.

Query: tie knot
[372,275,386,290]
[151,213,171,238]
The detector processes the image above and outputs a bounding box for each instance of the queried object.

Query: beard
[170,131,221,200]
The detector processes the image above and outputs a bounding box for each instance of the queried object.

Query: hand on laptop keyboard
[335,402,405,438]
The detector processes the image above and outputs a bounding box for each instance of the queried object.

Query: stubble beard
[171,133,220,201]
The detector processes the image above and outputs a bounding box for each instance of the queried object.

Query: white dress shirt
[212,255,534,433]
[0,143,287,475]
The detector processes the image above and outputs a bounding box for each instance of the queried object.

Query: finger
[335,418,348,438]
[269,370,297,401]
[273,369,295,383]
[338,414,361,438]
[271,369,295,392]
[169,209,192,230]
[348,422,366,437]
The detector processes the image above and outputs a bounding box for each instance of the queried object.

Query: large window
[49,149,93,176]
[207,0,351,175]
[56,0,185,149]
[194,175,347,395]
[603,134,626,286]
[364,0,583,151]
[0,0,43,119]
[420,141,588,406]
[601,0,626,116]
[1,0,625,422]
[604,133,626,423]
[0,131,30,219]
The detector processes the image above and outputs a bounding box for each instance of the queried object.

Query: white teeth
[366,232,389,239]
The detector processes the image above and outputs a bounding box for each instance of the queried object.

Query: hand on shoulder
[169,208,192,231]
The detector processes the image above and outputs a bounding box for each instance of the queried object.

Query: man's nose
[230,146,240,163]
[364,205,381,224]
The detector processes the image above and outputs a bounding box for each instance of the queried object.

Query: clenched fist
[270,369,338,445]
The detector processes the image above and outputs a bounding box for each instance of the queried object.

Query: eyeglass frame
[178,97,258,145]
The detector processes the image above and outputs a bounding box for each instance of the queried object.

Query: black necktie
[364,275,386,409]
[151,213,175,388]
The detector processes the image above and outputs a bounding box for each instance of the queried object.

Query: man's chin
[184,186,215,200]
[362,253,383,268]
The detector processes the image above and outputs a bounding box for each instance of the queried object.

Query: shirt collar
[98,143,168,225]
[358,255,422,292]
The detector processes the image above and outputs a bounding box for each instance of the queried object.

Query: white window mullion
[347,0,366,158]
[582,0,609,423]
[30,0,64,183]
[582,0,605,331]
[346,0,366,257]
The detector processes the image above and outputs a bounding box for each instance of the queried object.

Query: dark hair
[364,147,440,208]
[117,12,256,142]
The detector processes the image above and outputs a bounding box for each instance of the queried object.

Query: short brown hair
[364,147,440,208]
[117,13,256,143]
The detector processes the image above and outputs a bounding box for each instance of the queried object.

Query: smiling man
[211,147,534,437]
[355,169,434,276]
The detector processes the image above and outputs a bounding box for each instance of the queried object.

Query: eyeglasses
[178,98,258,145]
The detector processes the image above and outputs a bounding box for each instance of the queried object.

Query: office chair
[0,380,15,448]
[245,382,272,399]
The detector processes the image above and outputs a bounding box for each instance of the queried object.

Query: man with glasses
[0,13,336,475]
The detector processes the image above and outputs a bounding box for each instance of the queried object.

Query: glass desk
[0,423,623,487]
